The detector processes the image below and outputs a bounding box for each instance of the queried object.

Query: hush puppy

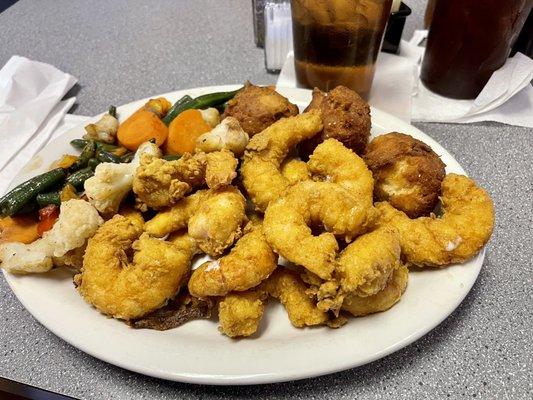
[364,132,446,218]
[222,82,299,136]
[300,86,371,157]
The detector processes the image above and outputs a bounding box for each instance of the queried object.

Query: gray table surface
[1,1,532,399]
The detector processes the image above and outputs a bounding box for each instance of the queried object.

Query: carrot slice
[0,215,40,244]
[117,109,169,151]
[164,109,212,155]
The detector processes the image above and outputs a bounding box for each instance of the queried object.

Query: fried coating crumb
[222,82,299,136]
[364,132,446,218]
[263,268,328,328]
[218,290,267,338]
[301,86,371,156]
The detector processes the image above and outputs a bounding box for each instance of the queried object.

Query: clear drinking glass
[291,0,392,99]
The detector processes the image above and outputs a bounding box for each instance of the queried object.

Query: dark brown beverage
[291,0,392,99]
[421,0,533,99]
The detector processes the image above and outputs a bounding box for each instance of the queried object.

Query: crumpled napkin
[412,51,533,127]
[0,56,78,195]
[277,31,533,128]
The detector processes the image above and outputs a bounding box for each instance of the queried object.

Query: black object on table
[0,376,77,400]
[381,2,412,54]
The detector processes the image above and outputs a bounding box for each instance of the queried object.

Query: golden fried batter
[145,187,247,257]
[76,214,195,320]
[188,226,278,297]
[263,139,377,280]
[376,174,495,267]
[205,149,238,189]
[300,86,371,157]
[263,268,328,328]
[342,264,409,317]
[133,149,237,210]
[364,132,446,218]
[218,290,267,338]
[222,82,299,136]
[241,111,323,212]
[315,227,401,312]
[280,158,310,185]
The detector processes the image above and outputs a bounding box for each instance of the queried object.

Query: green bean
[95,149,122,163]
[162,88,241,126]
[36,191,61,207]
[0,168,66,217]
[66,167,94,189]
[162,154,182,161]
[70,140,96,171]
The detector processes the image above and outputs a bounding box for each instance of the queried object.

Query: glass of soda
[291,0,392,100]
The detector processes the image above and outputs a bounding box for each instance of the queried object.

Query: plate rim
[2,85,483,385]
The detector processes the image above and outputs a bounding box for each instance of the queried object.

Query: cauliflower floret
[196,117,249,155]
[199,108,220,128]
[0,240,54,274]
[0,200,103,274]
[85,113,119,144]
[44,199,103,257]
[84,142,161,214]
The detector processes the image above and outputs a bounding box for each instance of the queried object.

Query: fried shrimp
[376,174,495,267]
[133,149,237,209]
[342,264,409,317]
[263,139,377,279]
[188,226,278,297]
[263,268,328,328]
[280,158,310,185]
[145,187,247,257]
[75,214,196,320]
[188,187,247,256]
[315,227,402,312]
[241,111,323,212]
[218,290,267,338]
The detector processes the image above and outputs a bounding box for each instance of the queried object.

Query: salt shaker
[263,0,293,73]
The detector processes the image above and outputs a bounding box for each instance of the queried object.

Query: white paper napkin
[0,100,91,196]
[412,52,533,127]
[0,56,77,172]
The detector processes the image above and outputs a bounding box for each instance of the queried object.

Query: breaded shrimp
[342,264,409,317]
[204,149,238,189]
[133,149,238,209]
[241,111,323,212]
[316,227,402,312]
[144,187,247,257]
[280,158,310,185]
[76,214,196,320]
[263,139,377,280]
[188,226,278,297]
[308,138,374,206]
[144,190,208,237]
[218,290,267,338]
[263,268,328,328]
[376,174,495,267]
[188,187,247,256]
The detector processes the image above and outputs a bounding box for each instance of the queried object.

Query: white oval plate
[3,85,483,385]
